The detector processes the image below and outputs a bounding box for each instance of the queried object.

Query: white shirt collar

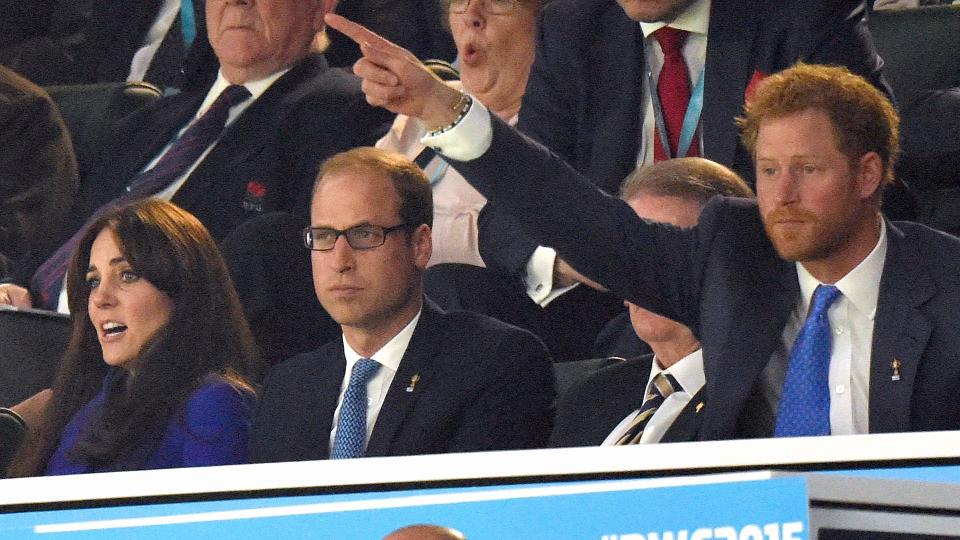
[342,307,424,373]
[196,69,289,119]
[649,348,705,396]
[796,219,888,320]
[639,0,710,39]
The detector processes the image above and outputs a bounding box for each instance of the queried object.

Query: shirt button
[835,327,844,336]
[836,384,846,394]
[535,284,544,292]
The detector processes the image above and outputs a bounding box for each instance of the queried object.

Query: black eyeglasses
[303,223,413,251]
[449,0,521,15]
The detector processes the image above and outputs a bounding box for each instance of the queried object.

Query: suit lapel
[869,222,934,433]
[295,346,346,460]
[314,346,347,459]
[662,388,706,442]
[365,300,444,456]
[83,91,201,212]
[171,55,328,210]
[701,0,761,166]
[701,243,797,440]
[588,7,645,193]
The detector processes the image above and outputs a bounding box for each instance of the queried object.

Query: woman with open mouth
[7,199,260,476]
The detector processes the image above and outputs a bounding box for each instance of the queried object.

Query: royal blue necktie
[331,358,381,459]
[30,84,251,310]
[775,284,842,437]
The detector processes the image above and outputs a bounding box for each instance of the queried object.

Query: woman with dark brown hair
[8,199,259,476]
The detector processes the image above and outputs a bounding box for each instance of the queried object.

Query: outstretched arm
[325,13,463,130]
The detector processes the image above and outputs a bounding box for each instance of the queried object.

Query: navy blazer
[16,54,392,284]
[249,299,556,462]
[550,354,704,447]
[479,0,891,277]
[451,114,960,440]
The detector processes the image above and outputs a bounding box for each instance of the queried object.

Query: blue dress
[45,370,255,475]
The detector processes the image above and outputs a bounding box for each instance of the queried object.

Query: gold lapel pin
[891,359,901,382]
[405,374,420,392]
[695,402,705,414]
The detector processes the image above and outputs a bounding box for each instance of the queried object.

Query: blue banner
[0,476,809,539]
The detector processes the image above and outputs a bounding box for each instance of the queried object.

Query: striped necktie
[616,371,681,445]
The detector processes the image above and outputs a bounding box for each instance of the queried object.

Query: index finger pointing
[325,13,392,50]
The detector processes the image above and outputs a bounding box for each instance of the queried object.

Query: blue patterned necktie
[29,84,251,310]
[331,358,381,459]
[775,284,842,437]
[616,372,681,445]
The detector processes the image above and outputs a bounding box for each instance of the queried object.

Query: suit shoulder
[440,310,545,345]
[542,0,620,20]
[539,0,630,48]
[563,356,650,402]
[434,310,553,369]
[894,221,960,283]
[266,343,337,380]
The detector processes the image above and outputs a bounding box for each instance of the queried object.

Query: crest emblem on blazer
[243,180,267,212]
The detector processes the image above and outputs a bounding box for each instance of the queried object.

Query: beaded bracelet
[427,92,473,137]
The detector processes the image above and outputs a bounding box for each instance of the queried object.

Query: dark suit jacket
[451,113,960,440]
[15,54,392,285]
[550,354,703,447]
[249,299,556,462]
[479,0,891,277]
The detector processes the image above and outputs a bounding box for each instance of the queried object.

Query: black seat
[44,81,162,180]
[869,6,960,233]
[0,307,70,408]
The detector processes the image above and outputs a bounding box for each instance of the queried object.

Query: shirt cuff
[421,97,493,161]
[524,246,578,307]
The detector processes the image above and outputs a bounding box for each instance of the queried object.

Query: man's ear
[856,151,884,201]
[316,0,338,31]
[411,224,433,270]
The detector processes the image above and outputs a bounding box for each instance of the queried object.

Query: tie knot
[351,358,381,384]
[213,84,252,111]
[649,371,681,400]
[653,27,688,57]
[809,284,841,318]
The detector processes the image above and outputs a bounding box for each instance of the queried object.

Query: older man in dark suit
[0,0,392,311]
[338,13,960,439]
[249,148,554,462]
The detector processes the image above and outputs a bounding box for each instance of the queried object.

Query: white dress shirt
[777,222,887,435]
[602,349,706,445]
[328,308,423,454]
